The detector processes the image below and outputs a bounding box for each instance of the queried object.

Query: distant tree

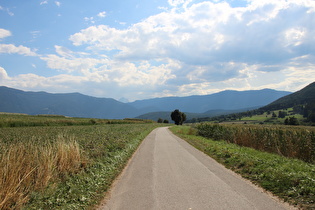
[163,119,169,123]
[272,112,277,118]
[308,112,315,122]
[171,109,181,125]
[293,105,304,115]
[278,111,287,118]
[171,109,186,125]
[181,112,186,125]
[284,117,299,125]
[305,101,315,122]
[157,118,163,123]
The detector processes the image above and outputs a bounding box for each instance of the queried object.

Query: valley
[0,82,314,209]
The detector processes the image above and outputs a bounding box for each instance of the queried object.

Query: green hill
[260,82,315,111]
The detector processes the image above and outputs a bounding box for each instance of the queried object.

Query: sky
[0,0,315,102]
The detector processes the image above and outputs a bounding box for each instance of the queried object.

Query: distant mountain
[0,86,292,119]
[0,86,139,119]
[129,89,291,114]
[260,82,315,111]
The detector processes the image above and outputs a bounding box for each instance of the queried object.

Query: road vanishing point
[99,127,295,210]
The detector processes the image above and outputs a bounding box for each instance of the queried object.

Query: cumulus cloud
[70,1,314,67]
[0,67,9,81]
[41,54,106,73]
[168,0,193,9]
[0,44,37,56]
[6,0,314,100]
[0,66,89,93]
[66,1,314,98]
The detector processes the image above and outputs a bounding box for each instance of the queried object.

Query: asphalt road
[99,127,294,210]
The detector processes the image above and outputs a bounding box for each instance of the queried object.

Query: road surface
[99,127,294,210]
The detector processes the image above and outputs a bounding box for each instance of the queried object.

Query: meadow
[170,125,315,209]
[0,114,160,209]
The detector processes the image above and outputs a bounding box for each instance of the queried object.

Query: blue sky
[0,0,314,101]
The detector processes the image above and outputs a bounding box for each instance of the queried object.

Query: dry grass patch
[0,135,86,209]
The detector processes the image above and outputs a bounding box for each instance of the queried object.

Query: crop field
[0,113,154,127]
[0,114,161,209]
[196,123,315,163]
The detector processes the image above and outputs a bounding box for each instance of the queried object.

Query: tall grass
[0,135,85,209]
[196,123,315,163]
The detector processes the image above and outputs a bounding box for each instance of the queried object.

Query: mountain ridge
[129,89,291,113]
[0,86,139,119]
[0,86,291,119]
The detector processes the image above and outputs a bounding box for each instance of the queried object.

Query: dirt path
[99,127,295,210]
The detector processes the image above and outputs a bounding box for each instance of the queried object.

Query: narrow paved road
[99,127,294,210]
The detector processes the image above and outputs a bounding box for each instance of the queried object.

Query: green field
[241,109,304,124]
[0,113,161,209]
[0,112,154,128]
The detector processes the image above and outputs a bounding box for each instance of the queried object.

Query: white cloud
[3,0,313,100]
[0,67,9,81]
[55,1,61,7]
[168,0,193,9]
[283,27,307,47]
[30,30,41,39]
[0,28,11,39]
[54,45,75,58]
[168,0,186,7]
[0,44,37,56]
[65,0,315,98]
[84,16,95,24]
[41,54,106,73]
[0,6,14,16]
[40,1,48,5]
[97,11,106,18]
[0,66,88,92]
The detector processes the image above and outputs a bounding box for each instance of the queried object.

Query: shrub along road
[99,127,294,210]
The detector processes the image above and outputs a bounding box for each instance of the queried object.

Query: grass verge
[170,126,315,209]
